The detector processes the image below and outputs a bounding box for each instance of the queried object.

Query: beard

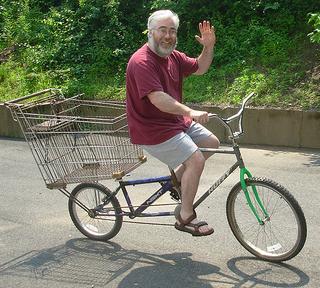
[148,36,177,57]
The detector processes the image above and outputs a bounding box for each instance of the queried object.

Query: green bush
[308,12,320,43]
[0,0,319,110]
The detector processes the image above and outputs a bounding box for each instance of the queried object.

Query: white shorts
[141,122,213,168]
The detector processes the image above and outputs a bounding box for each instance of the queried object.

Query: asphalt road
[0,137,319,288]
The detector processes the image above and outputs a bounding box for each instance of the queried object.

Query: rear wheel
[226,177,307,262]
[68,182,122,241]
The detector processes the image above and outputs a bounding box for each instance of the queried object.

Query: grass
[183,54,320,110]
[0,62,55,101]
[0,41,319,110]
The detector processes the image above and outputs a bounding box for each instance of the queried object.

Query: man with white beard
[126,10,219,237]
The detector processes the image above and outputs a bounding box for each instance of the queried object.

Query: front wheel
[226,177,307,262]
[68,182,123,241]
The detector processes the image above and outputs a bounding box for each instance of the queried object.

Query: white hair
[147,10,179,30]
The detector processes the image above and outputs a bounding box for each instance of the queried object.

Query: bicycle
[5,89,307,262]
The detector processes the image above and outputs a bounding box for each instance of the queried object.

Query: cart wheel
[68,182,123,241]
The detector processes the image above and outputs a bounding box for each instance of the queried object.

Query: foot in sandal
[175,210,214,237]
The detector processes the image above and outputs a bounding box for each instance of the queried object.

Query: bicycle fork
[234,145,270,225]
[240,167,270,225]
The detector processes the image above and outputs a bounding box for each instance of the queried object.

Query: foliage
[308,12,320,43]
[0,0,319,109]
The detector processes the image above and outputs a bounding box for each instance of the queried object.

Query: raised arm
[194,20,216,75]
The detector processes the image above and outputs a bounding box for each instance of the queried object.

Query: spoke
[73,188,116,235]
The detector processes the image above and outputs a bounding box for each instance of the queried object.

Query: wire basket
[5,88,146,189]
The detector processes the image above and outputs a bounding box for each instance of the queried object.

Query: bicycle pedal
[170,190,181,201]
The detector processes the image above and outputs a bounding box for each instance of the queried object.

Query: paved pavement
[0,137,319,288]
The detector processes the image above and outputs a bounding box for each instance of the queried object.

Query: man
[126,10,219,236]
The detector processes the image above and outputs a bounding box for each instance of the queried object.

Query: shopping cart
[4,88,146,195]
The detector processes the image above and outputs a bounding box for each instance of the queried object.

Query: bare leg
[177,150,215,234]
[179,150,205,216]
[175,134,220,234]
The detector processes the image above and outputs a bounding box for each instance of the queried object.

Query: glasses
[153,27,177,37]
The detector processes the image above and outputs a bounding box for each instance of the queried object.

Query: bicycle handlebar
[208,92,255,140]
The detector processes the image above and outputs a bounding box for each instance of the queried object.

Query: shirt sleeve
[175,51,199,77]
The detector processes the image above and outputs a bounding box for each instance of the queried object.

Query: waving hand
[195,21,216,49]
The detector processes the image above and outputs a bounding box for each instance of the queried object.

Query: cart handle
[4,88,62,105]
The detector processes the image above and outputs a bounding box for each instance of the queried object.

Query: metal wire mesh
[5,89,145,188]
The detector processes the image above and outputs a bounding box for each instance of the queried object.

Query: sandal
[174,210,214,237]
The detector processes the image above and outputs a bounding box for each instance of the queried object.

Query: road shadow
[227,256,310,287]
[0,238,310,287]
